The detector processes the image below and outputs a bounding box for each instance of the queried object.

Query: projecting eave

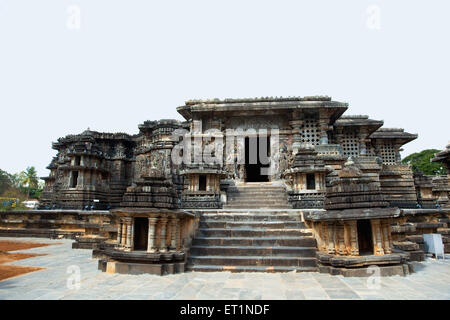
[431,144,450,163]
[334,115,384,135]
[369,128,418,145]
[177,98,348,121]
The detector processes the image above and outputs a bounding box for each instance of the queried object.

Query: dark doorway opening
[133,217,148,251]
[306,173,316,190]
[70,171,79,188]
[245,136,270,182]
[357,220,373,255]
[199,175,207,191]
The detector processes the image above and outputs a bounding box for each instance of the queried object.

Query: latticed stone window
[341,132,360,157]
[300,118,320,145]
[380,143,396,164]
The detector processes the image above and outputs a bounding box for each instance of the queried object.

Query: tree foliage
[0,167,43,200]
[402,149,447,175]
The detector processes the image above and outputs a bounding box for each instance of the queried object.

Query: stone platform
[1,237,450,300]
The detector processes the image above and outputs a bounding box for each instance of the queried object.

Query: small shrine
[304,159,412,277]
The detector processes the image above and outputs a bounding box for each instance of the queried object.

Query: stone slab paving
[0,237,449,300]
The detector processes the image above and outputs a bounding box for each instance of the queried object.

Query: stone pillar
[147,217,158,253]
[176,218,182,251]
[314,173,321,191]
[337,222,346,255]
[381,220,392,254]
[117,222,122,246]
[318,118,331,145]
[321,222,328,252]
[289,120,303,154]
[130,220,134,250]
[359,133,367,156]
[166,217,173,250]
[371,219,384,255]
[170,217,177,251]
[125,218,133,251]
[394,144,402,163]
[121,221,127,246]
[348,220,359,256]
[159,217,168,252]
[327,223,336,254]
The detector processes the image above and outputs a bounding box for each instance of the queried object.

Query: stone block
[393,241,419,251]
[408,250,425,262]
[98,259,107,272]
[437,228,450,235]
[163,263,175,275]
[106,261,117,274]
[174,262,185,273]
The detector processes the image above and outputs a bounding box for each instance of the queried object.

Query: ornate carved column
[318,114,332,145]
[117,222,122,246]
[159,217,168,252]
[121,221,127,246]
[125,218,133,251]
[321,222,328,252]
[327,222,336,254]
[169,217,177,252]
[359,132,368,156]
[394,144,402,163]
[337,222,346,255]
[289,120,303,154]
[166,217,174,251]
[381,220,392,254]
[147,217,158,253]
[347,220,359,256]
[371,219,384,255]
[175,217,182,251]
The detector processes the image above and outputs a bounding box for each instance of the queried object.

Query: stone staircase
[224,182,292,209]
[186,211,318,273]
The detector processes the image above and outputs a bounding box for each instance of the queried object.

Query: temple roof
[369,128,418,144]
[138,119,183,133]
[334,115,384,134]
[432,142,450,163]
[52,130,134,150]
[177,96,348,121]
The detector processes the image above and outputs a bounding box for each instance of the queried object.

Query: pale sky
[0,1,449,178]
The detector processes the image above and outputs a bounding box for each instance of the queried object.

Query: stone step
[192,236,316,247]
[227,196,287,202]
[199,213,304,222]
[189,245,316,257]
[224,204,292,209]
[187,255,317,267]
[228,185,287,189]
[227,191,288,195]
[227,197,289,202]
[227,194,288,199]
[198,228,312,237]
[185,265,317,273]
[224,203,290,208]
[224,204,291,209]
[199,221,306,229]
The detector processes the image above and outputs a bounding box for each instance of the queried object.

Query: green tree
[0,169,12,195]
[19,166,39,199]
[402,149,447,175]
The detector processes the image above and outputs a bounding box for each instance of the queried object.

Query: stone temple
[1,96,449,277]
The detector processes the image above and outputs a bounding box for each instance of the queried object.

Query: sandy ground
[0,240,50,281]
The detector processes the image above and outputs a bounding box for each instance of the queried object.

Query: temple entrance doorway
[133,217,148,251]
[357,219,373,255]
[244,136,270,182]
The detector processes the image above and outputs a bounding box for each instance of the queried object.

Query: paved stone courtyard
[0,237,449,300]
